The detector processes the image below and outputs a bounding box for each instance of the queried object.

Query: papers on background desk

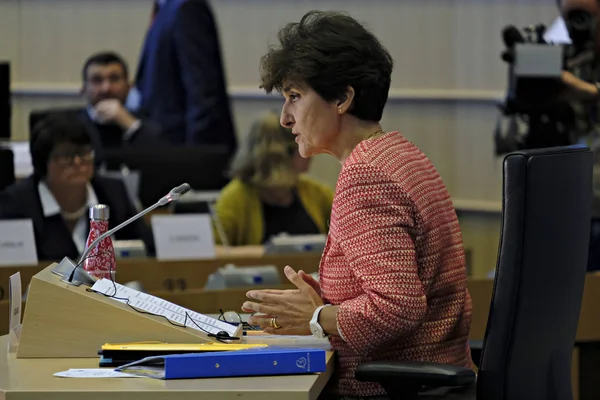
[543,17,571,44]
[90,279,238,336]
[2,141,33,178]
[264,233,326,254]
[54,368,143,378]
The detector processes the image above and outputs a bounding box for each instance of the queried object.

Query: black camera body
[496,9,598,154]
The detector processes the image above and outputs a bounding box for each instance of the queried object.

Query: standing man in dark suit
[132,0,237,152]
[79,52,162,154]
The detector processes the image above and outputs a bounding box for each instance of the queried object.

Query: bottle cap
[89,204,110,221]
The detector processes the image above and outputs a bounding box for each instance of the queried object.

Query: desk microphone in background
[52,183,192,286]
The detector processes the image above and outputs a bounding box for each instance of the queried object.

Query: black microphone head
[158,183,192,206]
[172,183,191,196]
[502,25,525,47]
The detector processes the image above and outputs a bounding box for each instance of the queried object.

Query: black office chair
[29,108,82,133]
[29,108,107,172]
[355,145,593,400]
[102,145,231,208]
[0,147,15,191]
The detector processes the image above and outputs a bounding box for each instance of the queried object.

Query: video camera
[495,8,598,154]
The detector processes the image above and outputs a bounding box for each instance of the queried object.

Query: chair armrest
[356,360,476,390]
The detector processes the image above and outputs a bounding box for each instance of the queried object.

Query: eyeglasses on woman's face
[50,146,95,167]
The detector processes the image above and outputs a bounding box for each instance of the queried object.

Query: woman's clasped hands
[242,265,323,335]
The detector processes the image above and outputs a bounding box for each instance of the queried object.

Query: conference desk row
[1,248,600,399]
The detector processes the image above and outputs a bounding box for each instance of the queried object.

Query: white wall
[0,0,562,275]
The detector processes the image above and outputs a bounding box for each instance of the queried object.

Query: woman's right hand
[298,270,320,297]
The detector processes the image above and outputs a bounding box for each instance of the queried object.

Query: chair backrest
[0,147,15,191]
[29,108,82,137]
[102,145,231,208]
[477,145,593,400]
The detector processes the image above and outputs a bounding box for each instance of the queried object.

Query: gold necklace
[365,129,385,141]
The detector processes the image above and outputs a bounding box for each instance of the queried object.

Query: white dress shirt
[37,181,99,254]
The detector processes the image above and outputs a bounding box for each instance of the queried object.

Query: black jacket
[76,108,163,163]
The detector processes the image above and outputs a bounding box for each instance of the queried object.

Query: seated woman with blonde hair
[212,110,334,246]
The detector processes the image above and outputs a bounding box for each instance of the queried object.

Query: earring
[338,108,342,114]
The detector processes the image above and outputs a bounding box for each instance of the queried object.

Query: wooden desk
[3,267,600,341]
[0,335,335,400]
[466,275,600,342]
[0,247,322,300]
[3,256,600,399]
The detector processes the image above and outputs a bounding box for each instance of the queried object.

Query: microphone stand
[51,183,191,286]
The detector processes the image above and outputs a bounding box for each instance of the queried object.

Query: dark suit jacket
[78,108,162,147]
[135,0,237,152]
[76,108,163,164]
[0,175,156,261]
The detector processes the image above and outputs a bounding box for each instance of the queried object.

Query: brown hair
[260,10,394,122]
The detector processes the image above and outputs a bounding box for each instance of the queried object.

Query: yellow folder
[101,341,268,352]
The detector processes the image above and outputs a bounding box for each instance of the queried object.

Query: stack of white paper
[90,279,237,336]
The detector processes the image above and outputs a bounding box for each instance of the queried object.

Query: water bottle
[83,204,116,281]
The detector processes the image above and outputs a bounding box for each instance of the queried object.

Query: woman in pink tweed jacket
[242,10,473,399]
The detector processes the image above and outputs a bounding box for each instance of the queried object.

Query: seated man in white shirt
[0,113,155,261]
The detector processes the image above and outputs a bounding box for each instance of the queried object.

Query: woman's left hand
[242,265,324,335]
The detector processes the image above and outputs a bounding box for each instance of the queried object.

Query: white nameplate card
[8,272,23,353]
[151,214,215,261]
[90,279,237,337]
[0,220,38,266]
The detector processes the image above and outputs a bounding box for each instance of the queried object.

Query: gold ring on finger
[270,317,281,329]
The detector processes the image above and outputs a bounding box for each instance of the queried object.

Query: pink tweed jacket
[319,131,473,397]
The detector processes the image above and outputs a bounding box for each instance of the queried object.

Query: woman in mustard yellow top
[213,110,334,245]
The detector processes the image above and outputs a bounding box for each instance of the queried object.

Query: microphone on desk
[52,183,192,286]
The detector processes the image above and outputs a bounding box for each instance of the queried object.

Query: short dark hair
[260,10,394,122]
[82,51,129,82]
[30,112,91,178]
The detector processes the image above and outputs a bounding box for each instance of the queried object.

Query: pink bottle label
[83,220,116,280]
